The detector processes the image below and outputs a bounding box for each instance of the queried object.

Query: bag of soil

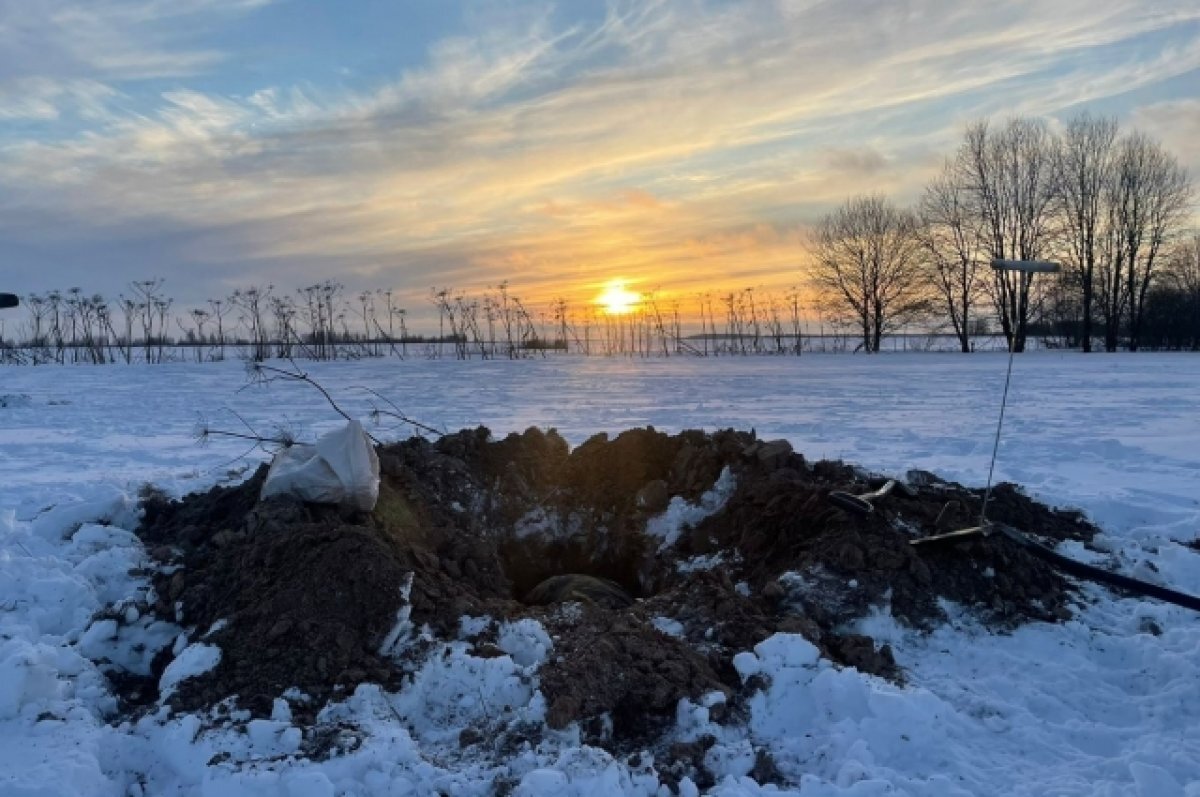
[261,420,380,510]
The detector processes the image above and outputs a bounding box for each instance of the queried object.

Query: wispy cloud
[0,77,118,120]
[0,0,1196,312]
[1,0,271,79]
[1131,98,1200,175]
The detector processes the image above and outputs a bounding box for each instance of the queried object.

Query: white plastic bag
[261,420,380,510]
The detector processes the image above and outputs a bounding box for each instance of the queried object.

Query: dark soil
[128,425,1099,764]
[537,605,729,740]
[688,464,1085,630]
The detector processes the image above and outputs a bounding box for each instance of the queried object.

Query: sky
[1,0,1198,322]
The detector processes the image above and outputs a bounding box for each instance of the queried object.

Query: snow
[497,618,553,668]
[0,393,33,408]
[652,616,686,638]
[459,615,494,638]
[389,638,547,746]
[377,573,415,658]
[2,352,1200,795]
[647,466,736,549]
[677,551,734,573]
[159,644,222,699]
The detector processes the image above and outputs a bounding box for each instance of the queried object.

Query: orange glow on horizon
[595,281,641,315]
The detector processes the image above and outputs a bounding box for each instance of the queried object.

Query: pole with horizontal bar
[979,259,1061,526]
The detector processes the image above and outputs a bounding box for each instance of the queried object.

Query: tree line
[0,277,829,364]
[2,113,1197,365]
[810,114,1197,353]
[3,280,419,365]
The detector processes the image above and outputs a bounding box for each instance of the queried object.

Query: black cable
[991,524,1200,613]
[837,486,1200,613]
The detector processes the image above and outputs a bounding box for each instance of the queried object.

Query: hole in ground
[501,529,657,607]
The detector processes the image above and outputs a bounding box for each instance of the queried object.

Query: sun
[596,281,640,315]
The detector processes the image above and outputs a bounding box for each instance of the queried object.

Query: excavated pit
[125,425,1099,753]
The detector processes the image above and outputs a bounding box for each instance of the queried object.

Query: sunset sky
[2,0,1198,321]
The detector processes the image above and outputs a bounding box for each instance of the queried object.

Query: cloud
[824,148,890,176]
[0,0,1197,316]
[1131,98,1200,177]
[0,0,272,83]
[0,77,118,121]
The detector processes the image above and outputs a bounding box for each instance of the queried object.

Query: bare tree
[1103,133,1193,351]
[1165,233,1200,348]
[208,298,231,360]
[785,287,803,354]
[232,286,273,362]
[808,194,926,353]
[181,308,211,361]
[917,162,987,352]
[957,118,1058,352]
[1054,113,1119,353]
[1167,233,1200,301]
[270,296,298,358]
[126,279,172,363]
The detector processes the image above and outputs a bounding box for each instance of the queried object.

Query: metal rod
[991,259,1060,273]
[980,329,1018,526]
[910,525,989,545]
[978,261,1059,526]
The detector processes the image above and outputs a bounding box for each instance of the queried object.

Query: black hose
[992,524,1200,613]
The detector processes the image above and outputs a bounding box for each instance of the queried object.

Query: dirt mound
[180,521,411,710]
[129,425,1099,757]
[687,465,1081,629]
[538,605,728,742]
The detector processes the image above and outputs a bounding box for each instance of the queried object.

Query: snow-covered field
[2,352,1198,796]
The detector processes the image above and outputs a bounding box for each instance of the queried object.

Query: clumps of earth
[126,426,1097,783]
